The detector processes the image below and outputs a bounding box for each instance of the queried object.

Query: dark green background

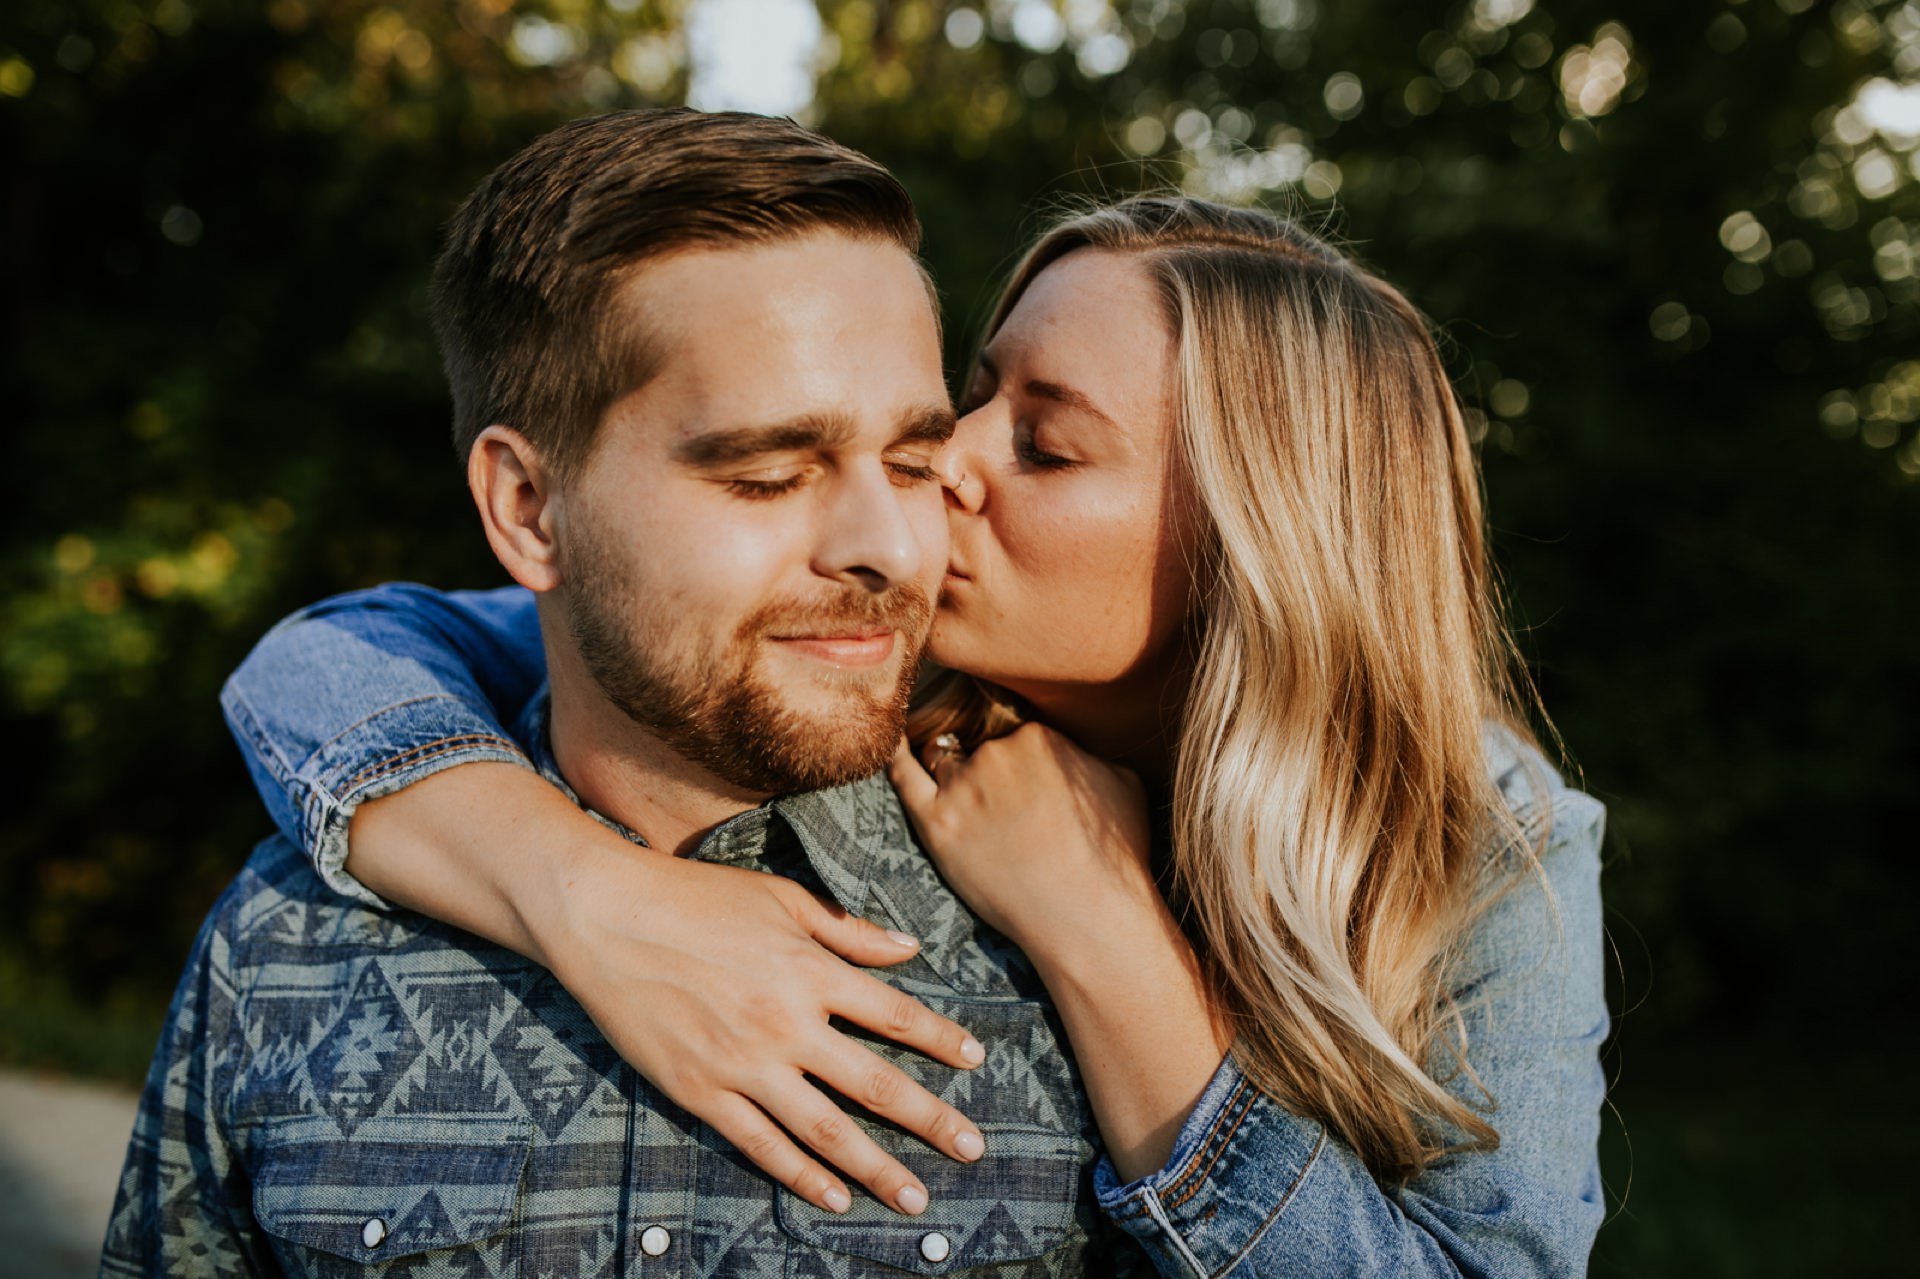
[3,1,1914,1273]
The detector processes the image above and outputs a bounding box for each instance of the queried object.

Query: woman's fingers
[779,881,924,969]
[699,1093,855,1214]
[887,736,940,814]
[832,965,986,1072]
[765,883,984,1071]
[761,1073,939,1215]
[806,1030,987,1167]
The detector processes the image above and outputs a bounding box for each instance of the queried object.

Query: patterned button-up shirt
[101,688,1145,1278]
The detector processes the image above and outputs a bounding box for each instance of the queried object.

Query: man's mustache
[740,585,933,643]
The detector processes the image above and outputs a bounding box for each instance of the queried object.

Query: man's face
[557,231,952,794]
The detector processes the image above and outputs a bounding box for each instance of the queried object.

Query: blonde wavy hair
[908,196,1545,1182]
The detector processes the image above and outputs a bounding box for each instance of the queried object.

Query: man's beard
[564,529,931,794]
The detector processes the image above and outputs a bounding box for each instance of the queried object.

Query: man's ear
[469,425,564,592]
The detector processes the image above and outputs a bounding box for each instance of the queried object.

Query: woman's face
[929,249,1198,713]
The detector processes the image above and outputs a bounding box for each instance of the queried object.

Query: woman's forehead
[983,251,1179,450]
[991,251,1169,365]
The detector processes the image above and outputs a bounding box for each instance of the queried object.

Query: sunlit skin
[896,249,1229,1179]
[473,232,955,854]
[347,243,1221,1210]
[454,230,993,1217]
[931,250,1199,786]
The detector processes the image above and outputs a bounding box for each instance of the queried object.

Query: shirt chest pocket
[251,1125,534,1278]
[775,994,1099,1276]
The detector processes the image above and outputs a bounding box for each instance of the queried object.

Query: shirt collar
[515,683,879,912]
[517,682,1027,997]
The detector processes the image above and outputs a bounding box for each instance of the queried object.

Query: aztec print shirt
[100,688,1147,1278]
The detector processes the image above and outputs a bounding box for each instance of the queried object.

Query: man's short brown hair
[430,109,923,475]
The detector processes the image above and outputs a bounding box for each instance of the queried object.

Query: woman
[222,196,1607,1274]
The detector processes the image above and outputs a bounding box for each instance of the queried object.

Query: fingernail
[823,1186,852,1213]
[960,1037,985,1065]
[896,1184,928,1215]
[887,931,919,949]
[954,1130,985,1161]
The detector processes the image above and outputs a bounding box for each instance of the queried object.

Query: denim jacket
[211,583,1610,1278]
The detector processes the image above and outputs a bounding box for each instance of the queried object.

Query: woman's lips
[769,631,898,668]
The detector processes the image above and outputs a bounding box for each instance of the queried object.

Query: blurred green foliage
[3,0,1917,1271]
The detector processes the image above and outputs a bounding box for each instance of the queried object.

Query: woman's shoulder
[1451,721,1607,1004]
[1479,719,1606,878]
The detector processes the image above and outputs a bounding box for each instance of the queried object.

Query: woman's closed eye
[1016,420,1076,470]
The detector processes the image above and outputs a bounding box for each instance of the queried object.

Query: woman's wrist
[346,762,614,973]
[1022,881,1231,1181]
[1018,873,1186,987]
[969,822,1156,953]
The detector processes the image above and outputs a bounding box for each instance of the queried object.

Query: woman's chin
[926,619,1009,682]
[924,621,966,672]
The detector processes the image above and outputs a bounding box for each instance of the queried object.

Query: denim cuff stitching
[1161,1077,1253,1210]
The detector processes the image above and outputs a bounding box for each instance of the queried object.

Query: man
[100,110,1132,1276]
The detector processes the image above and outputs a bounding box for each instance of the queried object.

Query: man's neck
[541,637,772,859]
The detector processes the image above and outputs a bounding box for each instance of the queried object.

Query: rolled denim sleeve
[219,582,547,906]
[1094,785,1608,1278]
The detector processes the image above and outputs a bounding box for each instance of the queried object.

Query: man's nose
[811,463,926,591]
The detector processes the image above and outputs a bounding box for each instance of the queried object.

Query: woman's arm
[892,728,1608,1278]
[890,727,1231,1179]
[220,583,990,1217]
[220,582,546,903]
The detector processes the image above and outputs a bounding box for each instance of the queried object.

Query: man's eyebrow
[673,415,857,466]
[894,403,958,446]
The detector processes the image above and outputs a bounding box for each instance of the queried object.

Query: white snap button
[361,1217,388,1249]
[919,1231,951,1263]
[640,1224,671,1257]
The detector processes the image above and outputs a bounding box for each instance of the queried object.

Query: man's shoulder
[220,835,517,981]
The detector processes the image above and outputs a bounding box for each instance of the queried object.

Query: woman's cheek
[1013,499,1167,677]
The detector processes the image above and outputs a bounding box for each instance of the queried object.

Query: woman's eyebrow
[1025,378,1119,429]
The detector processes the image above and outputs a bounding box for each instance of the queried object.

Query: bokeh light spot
[54,536,95,576]
[1559,26,1634,119]
[1649,301,1691,342]
[1706,14,1747,54]
[1324,71,1364,120]
[945,6,985,50]
[1489,379,1531,417]
[1011,0,1066,53]
[1853,149,1903,200]
[1125,115,1166,155]
[160,205,203,247]
[509,16,581,68]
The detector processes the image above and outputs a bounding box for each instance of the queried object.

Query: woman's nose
[936,416,988,514]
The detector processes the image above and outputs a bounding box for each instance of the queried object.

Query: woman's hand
[540,846,989,1216]
[885,723,1158,960]
[348,764,986,1217]
[888,725,1231,1180]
